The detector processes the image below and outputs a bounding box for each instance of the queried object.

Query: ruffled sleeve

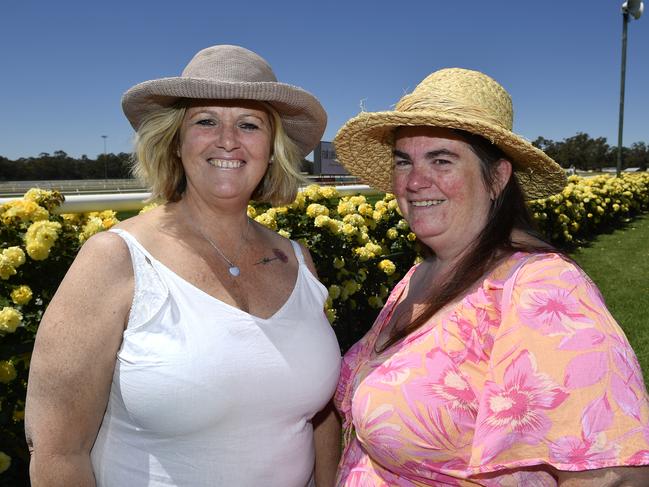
[469,253,649,474]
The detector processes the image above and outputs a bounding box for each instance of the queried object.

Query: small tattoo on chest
[254,248,289,266]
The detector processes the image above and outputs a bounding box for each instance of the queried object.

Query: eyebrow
[393,148,460,160]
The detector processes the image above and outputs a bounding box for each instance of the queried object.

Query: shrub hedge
[0,172,648,483]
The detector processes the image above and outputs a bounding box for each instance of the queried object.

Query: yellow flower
[341,279,360,300]
[325,308,336,324]
[274,206,289,214]
[1,200,49,223]
[0,451,11,474]
[342,214,365,228]
[372,210,384,222]
[342,223,356,236]
[328,284,341,300]
[25,220,62,259]
[0,307,22,333]
[306,203,329,218]
[254,213,278,230]
[407,232,417,241]
[277,229,291,238]
[3,247,26,268]
[378,259,396,276]
[302,184,323,201]
[61,212,82,224]
[289,192,306,210]
[0,361,17,383]
[357,203,374,217]
[349,195,366,206]
[11,285,32,305]
[78,216,103,244]
[0,255,16,280]
[139,202,160,214]
[337,200,356,216]
[314,215,331,228]
[368,295,384,309]
[246,205,257,218]
[319,186,339,199]
[326,219,344,235]
[396,219,409,231]
[333,257,345,269]
[386,228,398,240]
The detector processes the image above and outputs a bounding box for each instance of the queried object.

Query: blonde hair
[131,100,304,205]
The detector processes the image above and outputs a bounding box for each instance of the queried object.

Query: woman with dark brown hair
[332,68,649,486]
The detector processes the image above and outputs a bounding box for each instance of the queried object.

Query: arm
[25,232,133,487]
[313,400,342,487]
[556,466,649,486]
[299,243,343,486]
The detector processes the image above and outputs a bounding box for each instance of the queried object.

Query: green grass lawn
[571,213,649,383]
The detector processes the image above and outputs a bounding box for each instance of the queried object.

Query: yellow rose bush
[251,185,418,350]
[0,173,648,481]
[529,173,649,246]
[0,189,90,484]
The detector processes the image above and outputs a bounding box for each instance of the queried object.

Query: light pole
[101,135,108,179]
[617,0,643,176]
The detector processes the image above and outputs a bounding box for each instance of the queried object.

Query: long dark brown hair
[379,129,559,352]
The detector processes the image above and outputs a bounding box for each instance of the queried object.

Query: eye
[393,158,411,168]
[432,158,451,165]
[239,122,260,131]
[196,118,216,126]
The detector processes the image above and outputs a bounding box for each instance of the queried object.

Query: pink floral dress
[335,252,649,486]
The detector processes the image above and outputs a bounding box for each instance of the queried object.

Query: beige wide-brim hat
[334,68,566,199]
[122,44,326,158]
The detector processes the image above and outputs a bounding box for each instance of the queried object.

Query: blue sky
[1,0,647,160]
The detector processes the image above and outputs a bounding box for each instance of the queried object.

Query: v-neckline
[115,229,301,323]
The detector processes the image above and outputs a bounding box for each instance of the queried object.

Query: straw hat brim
[334,110,566,200]
[122,77,327,157]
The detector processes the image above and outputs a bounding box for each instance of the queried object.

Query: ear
[491,159,512,200]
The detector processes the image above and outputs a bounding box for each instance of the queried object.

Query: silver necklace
[196,218,250,277]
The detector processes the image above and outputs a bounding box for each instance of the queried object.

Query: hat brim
[334,111,566,200]
[122,77,327,157]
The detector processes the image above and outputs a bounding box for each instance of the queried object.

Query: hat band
[396,94,510,130]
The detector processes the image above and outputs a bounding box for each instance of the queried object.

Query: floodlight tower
[617,0,643,176]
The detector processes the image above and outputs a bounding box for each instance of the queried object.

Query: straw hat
[334,68,566,199]
[122,45,326,157]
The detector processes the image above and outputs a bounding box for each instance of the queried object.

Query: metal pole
[617,12,629,177]
[101,135,108,179]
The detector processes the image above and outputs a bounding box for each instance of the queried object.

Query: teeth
[207,159,244,169]
[410,200,444,207]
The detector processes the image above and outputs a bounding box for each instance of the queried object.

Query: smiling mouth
[207,158,245,169]
[410,199,445,207]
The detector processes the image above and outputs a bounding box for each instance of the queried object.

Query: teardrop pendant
[228,266,241,277]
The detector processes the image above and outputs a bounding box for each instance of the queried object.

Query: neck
[179,193,250,240]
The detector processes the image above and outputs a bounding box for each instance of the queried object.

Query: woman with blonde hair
[333,68,649,485]
[25,45,341,487]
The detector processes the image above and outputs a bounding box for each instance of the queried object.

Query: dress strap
[289,240,305,266]
[108,228,169,330]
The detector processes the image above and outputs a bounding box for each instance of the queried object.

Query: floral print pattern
[335,253,649,486]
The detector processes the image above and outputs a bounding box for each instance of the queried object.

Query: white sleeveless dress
[90,229,341,486]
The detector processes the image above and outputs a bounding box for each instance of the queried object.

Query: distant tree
[626,142,649,171]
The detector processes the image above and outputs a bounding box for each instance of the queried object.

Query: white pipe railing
[0,185,376,213]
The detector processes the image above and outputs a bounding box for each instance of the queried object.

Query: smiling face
[393,126,510,261]
[178,99,272,205]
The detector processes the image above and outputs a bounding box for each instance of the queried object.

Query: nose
[406,163,433,192]
[215,124,240,151]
